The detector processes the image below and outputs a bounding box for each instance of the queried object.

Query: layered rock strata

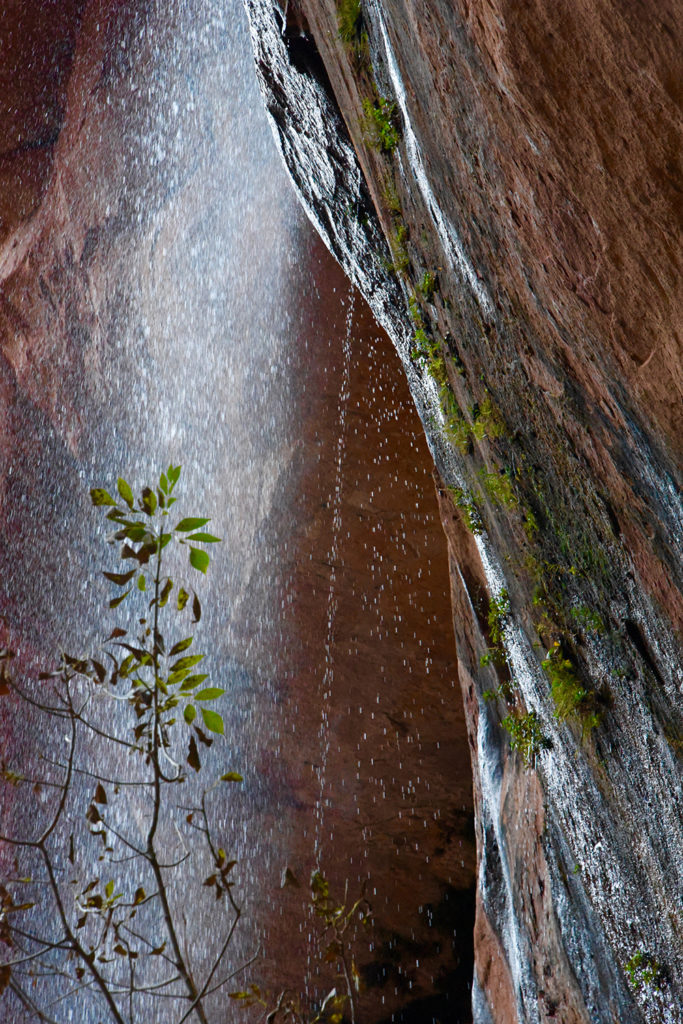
[244,2,683,1021]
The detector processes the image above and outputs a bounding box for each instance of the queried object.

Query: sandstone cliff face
[245,2,683,1021]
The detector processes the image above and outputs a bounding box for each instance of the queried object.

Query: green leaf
[221,772,243,783]
[171,654,204,672]
[159,472,168,494]
[137,574,146,592]
[177,588,189,611]
[123,524,148,543]
[201,708,224,735]
[168,464,181,487]
[192,593,201,623]
[175,517,210,532]
[141,487,157,515]
[109,590,131,609]
[117,478,134,508]
[169,637,193,656]
[195,687,225,701]
[91,488,117,507]
[179,673,208,691]
[158,579,173,607]
[159,532,172,549]
[105,880,114,899]
[168,668,190,687]
[187,532,221,543]
[183,704,197,725]
[189,547,209,574]
[103,569,137,587]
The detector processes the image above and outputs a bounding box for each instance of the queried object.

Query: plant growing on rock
[480,590,510,667]
[542,643,601,737]
[501,709,548,767]
[416,270,437,302]
[470,396,506,443]
[448,486,484,535]
[389,220,410,272]
[336,0,362,44]
[478,467,519,510]
[624,949,663,992]
[336,0,369,62]
[360,96,399,154]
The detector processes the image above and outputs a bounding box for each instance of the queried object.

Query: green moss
[381,176,402,217]
[361,96,400,153]
[523,509,539,541]
[570,604,605,635]
[337,0,362,43]
[624,950,663,992]
[389,221,409,272]
[408,293,424,327]
[470,397,506,442]
[444,410,471,454]
[479,468,519,509]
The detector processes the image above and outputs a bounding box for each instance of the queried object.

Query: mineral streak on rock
[244,1,682,1021]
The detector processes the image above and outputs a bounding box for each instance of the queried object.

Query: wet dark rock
[245,1,683,1022]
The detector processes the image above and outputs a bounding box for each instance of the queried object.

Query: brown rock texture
[245,0,683,1022]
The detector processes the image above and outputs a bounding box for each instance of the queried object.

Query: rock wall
[244,1,683,1022]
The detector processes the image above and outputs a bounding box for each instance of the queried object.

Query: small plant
[480,647,506,668]
[361,96,399,153]
[624,950,663,992]
[416,270,437,302]
[427,353,449,387]
[411,327,436,361]
[448,486,483,535]
[381,172,402,216]
[480,591,510,667]
[570,604,605,635]
[389,220,409,272]
[408,292,424,328]
[444,407,471,454]
[542,643,601,736]
[479,467,519,509]
[470,396,506,442]
[523,508,539,541]
[488,590,510,646]
[501,709,548,767]
[337,0,363,46]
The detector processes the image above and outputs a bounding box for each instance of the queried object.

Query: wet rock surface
[245,1,682,1022]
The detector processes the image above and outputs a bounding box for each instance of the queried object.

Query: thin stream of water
[313,286,355,872]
